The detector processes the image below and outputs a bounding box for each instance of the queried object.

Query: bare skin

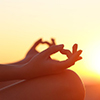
[0,39,56,88]
[0,38,85,100]
[0,70,85,100]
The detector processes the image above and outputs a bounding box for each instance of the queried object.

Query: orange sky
[0,0,100,84]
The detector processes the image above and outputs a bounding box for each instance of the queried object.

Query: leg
[0,70,85,100]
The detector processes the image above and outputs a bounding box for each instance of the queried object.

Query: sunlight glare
[86,42,100,75]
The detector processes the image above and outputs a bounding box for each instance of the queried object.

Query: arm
[0,38,56,81]
[19,44,82,79]
[0,64,23,81]
[0,43,82,81]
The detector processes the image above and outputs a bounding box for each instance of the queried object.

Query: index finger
[33,38,42,48]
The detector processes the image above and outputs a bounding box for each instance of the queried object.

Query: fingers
[59,50,82,70]
[28,38,56,55]
[76,56,82,61]
[33,38,42,48]
[72,44,78,54]
[26,38,42,55]
[72,44,83,61]
[60,48,82,61]
[60,49,72,58]
[69,50,82,62]
[41,44,64,57]
[41,38,56,46]
[51,38,56,45]
[50,50,82,72]
[41,41,51,46]
[60,44,78,58]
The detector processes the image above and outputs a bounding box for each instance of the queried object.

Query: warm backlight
[86,42,100,75]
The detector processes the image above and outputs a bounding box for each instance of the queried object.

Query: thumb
[42,44,64,57]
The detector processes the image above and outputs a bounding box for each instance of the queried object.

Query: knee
[60,70,85,100]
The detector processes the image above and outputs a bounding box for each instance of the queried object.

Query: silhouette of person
[0,38,85,100]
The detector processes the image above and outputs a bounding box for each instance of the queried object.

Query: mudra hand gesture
[21,40,82,79]
[25,38,56,61]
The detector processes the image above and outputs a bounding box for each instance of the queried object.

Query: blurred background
[0,0,100,99]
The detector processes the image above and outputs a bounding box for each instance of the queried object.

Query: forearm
[6,57,31,66]
[0,64,24,82]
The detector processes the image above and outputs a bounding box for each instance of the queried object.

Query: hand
[25,38,56,60]
[6,38,56,65]
[22,44,82,79]
[60,44,82,61]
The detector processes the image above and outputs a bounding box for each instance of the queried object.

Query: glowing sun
[86,42,100,75]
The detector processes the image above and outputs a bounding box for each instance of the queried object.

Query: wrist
[0,64,25,81]
[19,63,32,79]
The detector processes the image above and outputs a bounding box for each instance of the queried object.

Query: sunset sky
[0,0,100,84]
